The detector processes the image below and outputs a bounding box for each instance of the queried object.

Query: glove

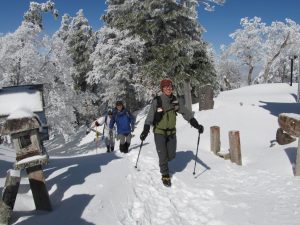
[140,124,150,141]
[189,118,204,134]
[95,121,100,126]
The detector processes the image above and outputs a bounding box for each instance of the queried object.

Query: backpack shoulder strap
[171,95,177,101]
[154,95,162,109]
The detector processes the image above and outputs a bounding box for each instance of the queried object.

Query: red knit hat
[160,79,173,91]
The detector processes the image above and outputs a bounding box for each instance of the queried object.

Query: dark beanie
[116,100,123,106]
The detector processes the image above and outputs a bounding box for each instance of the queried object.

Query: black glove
[189,118,204,134]
[95,121,100,126]
[140,124,150,141]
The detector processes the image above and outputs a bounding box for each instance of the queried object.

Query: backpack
[112,108,135,129]
[152,95,179,126]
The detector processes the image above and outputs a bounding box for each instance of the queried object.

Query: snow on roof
[280,112,300,120]
[7,107,35,119]
[0,85,43,117]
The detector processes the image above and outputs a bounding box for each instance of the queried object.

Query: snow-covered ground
[1,83,300,225]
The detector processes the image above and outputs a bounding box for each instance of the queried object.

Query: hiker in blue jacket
[109,100,135,153]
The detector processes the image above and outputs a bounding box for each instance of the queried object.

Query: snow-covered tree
[55,10,100,124]
[224,17,265,85]
[196,0,225,11]
[42,35,78,141]
[23,0,58,29]
[259,19,300,83]
[217,47,241,91]
[223,17,300,85]
[56,10,95,92]
[103,0,218,96]
[60,9,94,91]
[87,27,146,111]
[0,22,43,86]
[55,13,72,42]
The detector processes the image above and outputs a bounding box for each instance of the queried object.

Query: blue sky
[1,0,300,52]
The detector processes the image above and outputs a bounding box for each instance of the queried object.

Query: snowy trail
[121,147,225,225]
[2,84,300,225]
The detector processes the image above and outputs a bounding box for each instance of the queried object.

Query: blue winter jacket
[109,108,135,135]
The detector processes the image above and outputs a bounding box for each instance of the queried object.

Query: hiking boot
[106,145,110,153]
[124,142,130,153]
[110,146,114,152]
[120,143,126,153]
[161,174,171,187]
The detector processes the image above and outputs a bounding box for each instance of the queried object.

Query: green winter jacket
[144,93,194,136]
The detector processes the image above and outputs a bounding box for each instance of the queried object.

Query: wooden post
[295,138,300,176]
[229,130,242,165]
[0,169,21,225]
[26,165,52,211]
[210,126,220,154]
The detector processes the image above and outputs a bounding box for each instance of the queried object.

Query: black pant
[154,133,177,175]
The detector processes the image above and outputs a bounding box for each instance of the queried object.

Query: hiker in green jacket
[140,79,204,187]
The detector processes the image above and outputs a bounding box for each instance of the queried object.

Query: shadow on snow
[11,152,121,225]
[169,150,210,175]
[259,100,300,117]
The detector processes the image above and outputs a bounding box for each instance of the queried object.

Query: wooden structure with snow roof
[0,84,52,225]
[0,84,49,141]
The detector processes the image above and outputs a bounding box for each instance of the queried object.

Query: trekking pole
[193,132,201,175]
[135,141,144,168]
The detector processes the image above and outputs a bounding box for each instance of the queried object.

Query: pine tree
[102,0,217,94]
[87,27,146,111]
[55,10,100,124]
[57,10,95,92]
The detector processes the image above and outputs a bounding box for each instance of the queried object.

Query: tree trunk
[263,32,290,82]
[247,64,254,85]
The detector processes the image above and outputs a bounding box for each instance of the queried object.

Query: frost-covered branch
[23,0,59,29]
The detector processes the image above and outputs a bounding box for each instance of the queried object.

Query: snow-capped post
[210,126,220,154]
[277,113,300,175]
[228,130,242,165]
[198,84,214,111]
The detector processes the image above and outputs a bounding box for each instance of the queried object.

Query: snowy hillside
[1,83,300,225]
